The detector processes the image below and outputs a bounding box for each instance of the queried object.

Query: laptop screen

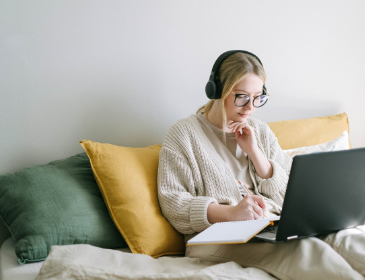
[276,147,365,242]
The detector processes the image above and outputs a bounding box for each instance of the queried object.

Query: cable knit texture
[157,114,292,238]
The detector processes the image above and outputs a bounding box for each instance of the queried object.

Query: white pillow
[284,131,349,159]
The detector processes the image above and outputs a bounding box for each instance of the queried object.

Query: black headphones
[205,50,267,100]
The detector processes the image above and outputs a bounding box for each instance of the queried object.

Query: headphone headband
[211,50,264,74]
[205,50,266,100]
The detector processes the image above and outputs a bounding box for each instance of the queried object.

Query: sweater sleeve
[157,147,218,235]
[254,125,293,207]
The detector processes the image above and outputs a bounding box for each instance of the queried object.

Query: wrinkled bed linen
[0,238,44,280]
[35,244,276,280]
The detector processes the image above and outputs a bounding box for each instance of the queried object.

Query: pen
[238,180,268,218]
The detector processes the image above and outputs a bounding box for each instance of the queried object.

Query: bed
[0,113,352,280]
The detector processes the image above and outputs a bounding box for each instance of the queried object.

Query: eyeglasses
[231,90,270,108]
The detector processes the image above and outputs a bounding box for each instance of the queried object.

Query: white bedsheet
[0,238,134,280]
[0,237,43,280]
[35,244,276,280]
[1,238,276,280]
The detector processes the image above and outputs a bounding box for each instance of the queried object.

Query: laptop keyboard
[261,225,278,234]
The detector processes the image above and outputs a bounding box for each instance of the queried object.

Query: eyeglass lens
[234,94,268,108]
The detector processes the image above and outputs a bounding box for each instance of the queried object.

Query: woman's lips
[239,113,249,117]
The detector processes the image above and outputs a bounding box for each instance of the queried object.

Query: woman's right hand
[229,195,266,221]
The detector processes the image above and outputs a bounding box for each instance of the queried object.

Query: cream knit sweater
[157,114,292,237]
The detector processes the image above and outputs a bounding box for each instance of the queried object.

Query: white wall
[1,0,365,175]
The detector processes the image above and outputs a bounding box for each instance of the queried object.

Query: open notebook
[187,216,280,246]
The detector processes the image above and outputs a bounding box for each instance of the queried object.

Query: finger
[229,122,240,132]
[240,126,252,136]
[251,195,266,208]
[247,196,264,216]
[232,122,247,133]
[232,124,241,134]
[244,124,254,134]
[228,120,246,126]
[254,196,267,212]
[235,126,248,138]
[227,121,237,128]
[248,208,257,220]
[228,121,246,128]
[252,209,261,220]
[236,124,246,134]
[252,202,264,217]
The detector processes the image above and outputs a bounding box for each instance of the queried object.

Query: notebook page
[187,219,271,245]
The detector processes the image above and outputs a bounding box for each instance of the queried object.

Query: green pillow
[0,153,127,264]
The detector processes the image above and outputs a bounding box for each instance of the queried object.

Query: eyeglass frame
[231,88,270,108]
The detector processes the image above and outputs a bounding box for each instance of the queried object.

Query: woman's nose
[244,99,254,109]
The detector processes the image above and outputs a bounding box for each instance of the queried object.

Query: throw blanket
[35,244,276,280]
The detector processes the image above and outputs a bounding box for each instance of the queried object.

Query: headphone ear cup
[205,80,222,99]
[215,80,222,99]
[205,80,216,99]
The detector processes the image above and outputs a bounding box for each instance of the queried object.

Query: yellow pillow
[267,113,351,150]
[80,140,185,258]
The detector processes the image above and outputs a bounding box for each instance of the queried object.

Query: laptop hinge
[287,235,298,240]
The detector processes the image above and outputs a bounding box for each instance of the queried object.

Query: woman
[157,51,365,280]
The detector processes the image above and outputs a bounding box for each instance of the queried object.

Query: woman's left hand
[228,120,273,179]
[228,120,258,156]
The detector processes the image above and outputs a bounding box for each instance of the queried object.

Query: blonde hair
[196,52,266,128]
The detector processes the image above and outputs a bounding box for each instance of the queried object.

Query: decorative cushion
[80,140,185,258]
[284,131,349,158]
[0,153,127,264]
[267,113,350,150]
[0,218,11,248]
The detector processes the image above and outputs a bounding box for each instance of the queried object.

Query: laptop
[255,147,365,243]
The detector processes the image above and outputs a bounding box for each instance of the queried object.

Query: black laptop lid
[276,147,365,242]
